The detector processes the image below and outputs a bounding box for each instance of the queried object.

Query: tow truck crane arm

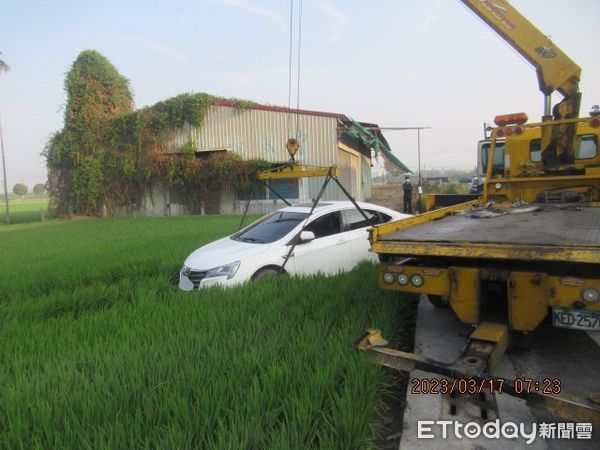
[460,0,582,166]
[460,0,580,100]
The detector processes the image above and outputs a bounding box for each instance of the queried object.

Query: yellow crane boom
[460,0,582,166]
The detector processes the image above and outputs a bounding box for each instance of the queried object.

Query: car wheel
[427,294,449,308]
[252,267,281,281]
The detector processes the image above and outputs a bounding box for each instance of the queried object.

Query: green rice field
[0,197,49,225]
[0,211,415,449]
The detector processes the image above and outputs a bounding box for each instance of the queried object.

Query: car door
[342,208,391,265]
[290,211,352,275]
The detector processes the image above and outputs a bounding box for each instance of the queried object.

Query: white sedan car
[179,201,409,290]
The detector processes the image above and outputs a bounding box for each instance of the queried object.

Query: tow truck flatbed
[371,203,600,264]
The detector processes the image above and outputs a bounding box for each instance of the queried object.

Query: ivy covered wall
[45,49,267,217]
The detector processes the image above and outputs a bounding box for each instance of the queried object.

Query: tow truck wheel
[427,294,449,308]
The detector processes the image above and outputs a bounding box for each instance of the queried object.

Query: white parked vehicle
[179,201,409,290]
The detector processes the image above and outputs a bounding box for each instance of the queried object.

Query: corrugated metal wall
[172,105,338,168]
[337,148,358,200]
[136,104,374,218]
[170,105,345,202]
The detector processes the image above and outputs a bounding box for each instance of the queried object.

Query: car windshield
[232,211,309,244]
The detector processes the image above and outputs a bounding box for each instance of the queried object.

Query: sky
[1,0,599,190]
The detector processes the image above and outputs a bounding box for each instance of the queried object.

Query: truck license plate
[552,307,600,331]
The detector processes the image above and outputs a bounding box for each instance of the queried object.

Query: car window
[576,135,598,159]
[304,211,342,239]
[481,141,506,175]
[232,211,308,243]
[378,211,392,223]
[343,208,382,230]
[530,135,598,161]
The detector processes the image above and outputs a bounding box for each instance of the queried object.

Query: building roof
[213,98,347,120]
[340,119,411,173]
[210,97,411,172]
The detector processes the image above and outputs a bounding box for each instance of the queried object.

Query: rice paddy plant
[0,198,49,226]
[0,215,259,301]
[0,216,415,449]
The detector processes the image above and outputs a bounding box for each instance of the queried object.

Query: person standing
[403,175,413,213]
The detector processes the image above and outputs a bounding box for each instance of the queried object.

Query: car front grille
[188,270,207,288]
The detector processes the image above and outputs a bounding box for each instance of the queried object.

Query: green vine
[45,50,267,217]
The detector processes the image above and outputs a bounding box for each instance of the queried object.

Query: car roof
[278,200,401,216]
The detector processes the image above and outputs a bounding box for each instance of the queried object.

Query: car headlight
[181,265,192,277]
[205,261,241,280]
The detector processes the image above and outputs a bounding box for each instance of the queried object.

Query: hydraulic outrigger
[357,326,600,425]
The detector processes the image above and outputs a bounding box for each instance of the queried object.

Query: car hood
[184,236,273,270]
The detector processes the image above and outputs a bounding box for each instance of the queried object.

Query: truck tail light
[397,273,409,285]
[581,288,599,304]
[383,272,395,284]
[411,274,424,287]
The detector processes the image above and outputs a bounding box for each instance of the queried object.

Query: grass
[0,197,49,225]
[0,215,415,449]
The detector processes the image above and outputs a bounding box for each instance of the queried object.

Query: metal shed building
[141,99,409,216]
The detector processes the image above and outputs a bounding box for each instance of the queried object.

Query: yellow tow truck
[359,0,600,424]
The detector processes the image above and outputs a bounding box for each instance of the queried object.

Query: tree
[13,183,27,196]
[45,50,133,216]
[33,183,46,194]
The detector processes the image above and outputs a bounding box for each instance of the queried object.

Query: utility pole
[417,128,423,211]
[1,53,10,225]
[0,114,9,224]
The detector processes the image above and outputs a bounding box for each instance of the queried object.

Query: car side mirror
[299,230,315,243]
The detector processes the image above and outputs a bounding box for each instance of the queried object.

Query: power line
[295,0,303,137]
[287,0,294,110]
[286,0,303,141]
